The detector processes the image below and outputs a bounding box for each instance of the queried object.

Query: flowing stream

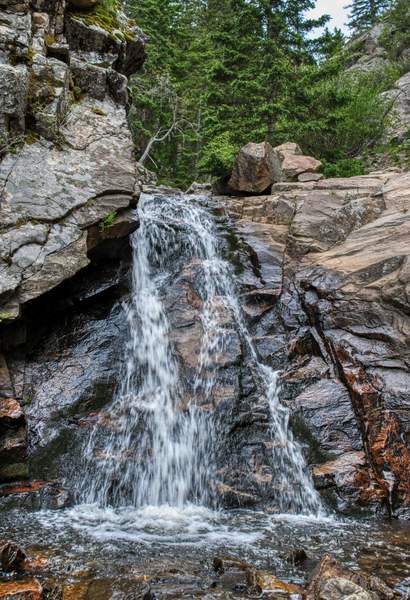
[78,191,322,517]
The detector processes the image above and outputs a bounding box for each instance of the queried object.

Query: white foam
[38,503,261,546]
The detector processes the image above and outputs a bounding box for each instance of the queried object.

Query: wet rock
[213,556,251,574]
[228,142,282,194]
[0,540,26,573]
[291,379,363,457]
[0,480,72,510]
[285,548,308,566]
[306,554,395,600]
[0,355,27,483]
[246,570,303,597]
[222,169,410,515]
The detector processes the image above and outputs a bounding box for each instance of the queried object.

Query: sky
[308,0,350,34]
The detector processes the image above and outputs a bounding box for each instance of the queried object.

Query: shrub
[198,132,238,179]
[322,158,365,178]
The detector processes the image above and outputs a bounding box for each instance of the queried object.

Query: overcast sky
[308,0,349,33]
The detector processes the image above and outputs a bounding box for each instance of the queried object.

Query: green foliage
[100,210,118,231]
[124,0,404,184]
[380,0,410,60]
[276,65,399,164]
[322,158,365,178]
[125,0,334,185]
[346,0,390,33]
[198,133,238,179]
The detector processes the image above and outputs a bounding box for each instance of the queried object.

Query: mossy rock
[68,1,137,42]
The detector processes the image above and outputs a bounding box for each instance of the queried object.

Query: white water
[78,191,322,522]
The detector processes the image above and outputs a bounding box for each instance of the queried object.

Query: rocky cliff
[0,0,153,483]
[221,148,410,517]
[0,3,409,521]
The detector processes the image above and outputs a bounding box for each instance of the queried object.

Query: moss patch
[69,1,137,42]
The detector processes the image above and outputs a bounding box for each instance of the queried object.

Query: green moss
[0,311,15,322]
[69,0,136,41]
[25,130,40,145]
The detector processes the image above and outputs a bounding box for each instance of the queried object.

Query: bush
[198,132,238,179]
[322,158,365,178]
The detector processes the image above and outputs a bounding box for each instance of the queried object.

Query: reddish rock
[0,399,24,423]
[0,580,42,600]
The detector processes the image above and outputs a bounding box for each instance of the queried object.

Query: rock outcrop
[221,169,410,517]
[0,0,152,483]
[0,0,150,325]
[347,22,410,145]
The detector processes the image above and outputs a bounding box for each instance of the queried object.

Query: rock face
[382,71,410,141]
[228,141,282,193]
[222,169,410,517]
[0,0,152,483]
[0,0,150,325]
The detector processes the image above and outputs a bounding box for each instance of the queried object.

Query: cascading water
[79,191,322,517]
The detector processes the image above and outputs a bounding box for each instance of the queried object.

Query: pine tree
[345,0,391,33]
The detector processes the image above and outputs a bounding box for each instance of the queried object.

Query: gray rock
[319,578,373,600]
[229,142,282,194]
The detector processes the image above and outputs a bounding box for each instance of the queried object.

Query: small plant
[100,210,118,231]
[44,33,56,47]
[91,106,108,116]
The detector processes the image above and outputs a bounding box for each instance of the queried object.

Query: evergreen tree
[124,0,394,185]
[345,0,391,33]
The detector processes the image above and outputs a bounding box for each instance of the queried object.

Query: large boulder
[274,142,322,181]
[228,141,282,193]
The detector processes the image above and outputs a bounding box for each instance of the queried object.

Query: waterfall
[79,191,322,516]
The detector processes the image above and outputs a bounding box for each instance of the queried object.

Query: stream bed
[1,505,410,598]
